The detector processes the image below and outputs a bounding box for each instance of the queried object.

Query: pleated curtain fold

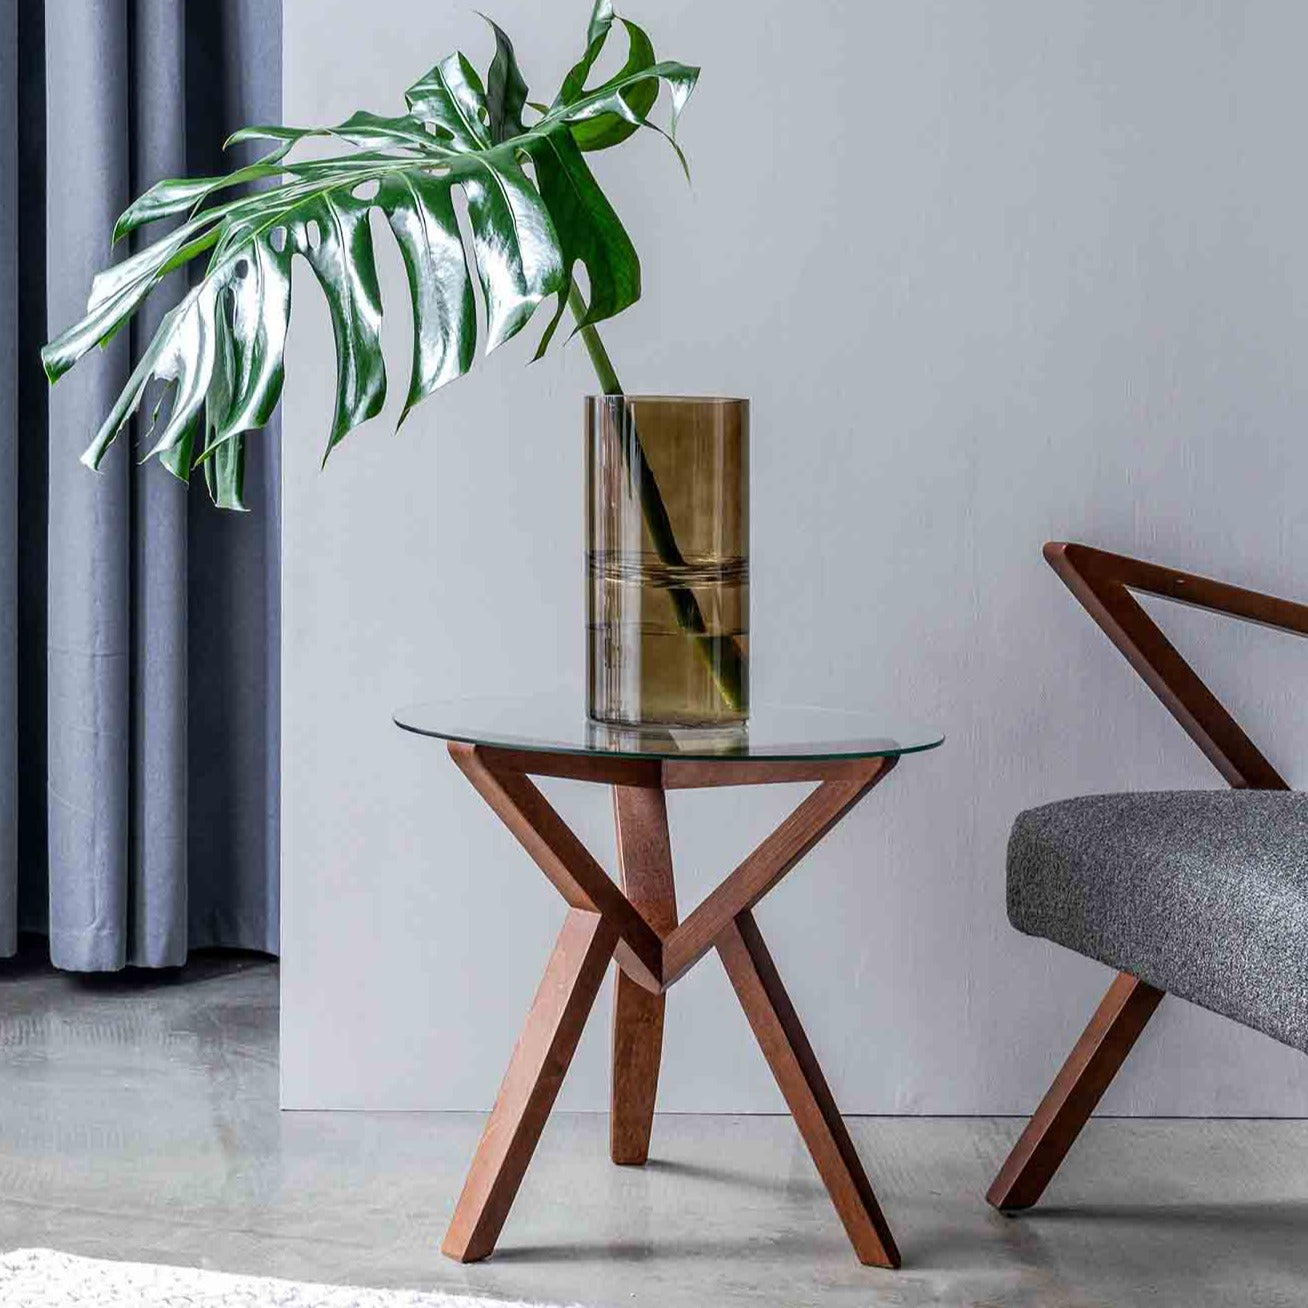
[0,0,281,969]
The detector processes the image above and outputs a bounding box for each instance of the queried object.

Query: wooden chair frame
[987,540,1308,1211]
[442,742,904,1266]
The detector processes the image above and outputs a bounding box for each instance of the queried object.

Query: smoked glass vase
[586,395,749,727]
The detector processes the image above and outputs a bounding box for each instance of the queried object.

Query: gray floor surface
[0,946,1305,1307]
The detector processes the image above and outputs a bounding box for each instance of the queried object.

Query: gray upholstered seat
[1008,790,1308,1054]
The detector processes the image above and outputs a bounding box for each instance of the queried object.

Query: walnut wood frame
[987,540,1308,1213]
[440,741,904,1267]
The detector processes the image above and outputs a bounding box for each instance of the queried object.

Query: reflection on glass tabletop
[393,693,944,763]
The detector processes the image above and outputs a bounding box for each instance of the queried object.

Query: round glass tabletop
[393,694,944,763]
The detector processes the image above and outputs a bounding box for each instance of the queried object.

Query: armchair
[988,542,1308,1212]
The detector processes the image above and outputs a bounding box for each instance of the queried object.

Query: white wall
[281,0,1308,1114]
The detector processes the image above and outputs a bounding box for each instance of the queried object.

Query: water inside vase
[587,552,749,727]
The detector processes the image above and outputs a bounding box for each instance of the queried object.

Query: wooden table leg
[610,786,678,1166]
[442,908,619,1263]
[717,910,901,1269]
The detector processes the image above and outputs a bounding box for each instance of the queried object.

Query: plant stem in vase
[569,286,747,719]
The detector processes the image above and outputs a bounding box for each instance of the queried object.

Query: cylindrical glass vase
[586,395,749,727]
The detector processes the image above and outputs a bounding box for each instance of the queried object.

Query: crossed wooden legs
[440,742,900,1267]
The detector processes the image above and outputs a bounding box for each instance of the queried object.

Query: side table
[394,696,943,1269]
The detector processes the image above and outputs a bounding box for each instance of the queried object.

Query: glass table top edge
[392,698,944,764]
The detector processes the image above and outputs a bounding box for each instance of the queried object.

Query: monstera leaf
[41,1,698,509]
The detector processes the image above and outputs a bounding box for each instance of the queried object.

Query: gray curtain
[0,0,281,969]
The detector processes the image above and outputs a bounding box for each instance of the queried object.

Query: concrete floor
[1,947,1305,1307]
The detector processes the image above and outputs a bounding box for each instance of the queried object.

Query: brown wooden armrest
[1044,542,1308,790]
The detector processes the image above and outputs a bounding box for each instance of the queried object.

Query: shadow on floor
[642,1154,823,1197]
[1033,1198,1308,1234]
[1006,1199,1308,1280]
[489,1229,862,1265]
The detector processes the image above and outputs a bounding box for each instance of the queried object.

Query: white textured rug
[0,1250,568,1308]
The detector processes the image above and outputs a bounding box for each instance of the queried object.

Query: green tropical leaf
[482,14,529,145]
[555,2,660,153]
[404,53,493,150]
[111,142,293,244]
[523,127,639,356]
[561,58,699,176]
[377,172,475,425]
[41,3,698,501]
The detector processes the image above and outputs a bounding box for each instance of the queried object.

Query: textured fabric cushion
[1008,791,1308,1054]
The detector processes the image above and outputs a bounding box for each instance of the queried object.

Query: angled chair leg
[610,786,678,1166]
[987,970,1164,1212]
[443,909,619,1263]
[717,910,901,1268]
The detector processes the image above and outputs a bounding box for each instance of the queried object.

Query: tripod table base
[440,742,903,1269]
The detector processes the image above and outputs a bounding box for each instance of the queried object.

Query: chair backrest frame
[1044,542,1308,790]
